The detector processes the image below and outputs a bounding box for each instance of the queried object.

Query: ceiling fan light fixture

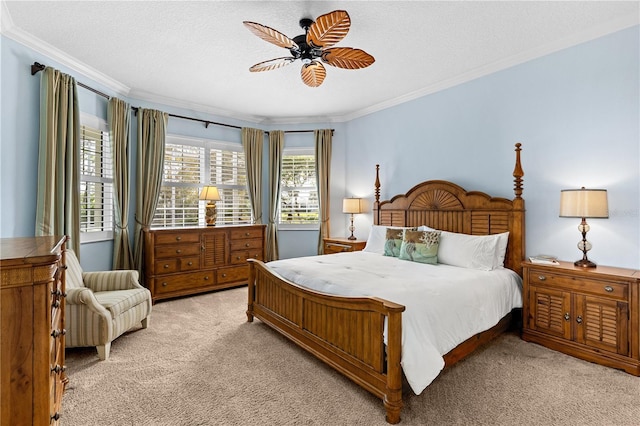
[243,10,374,87]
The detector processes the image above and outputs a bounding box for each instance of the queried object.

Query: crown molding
[1,1,130,96]
[341,15,640,122]
[3,0,637,125]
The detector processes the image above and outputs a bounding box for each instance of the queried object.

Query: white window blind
[280,149,318,225]
[80,118,113,241]
[153,135,251,227]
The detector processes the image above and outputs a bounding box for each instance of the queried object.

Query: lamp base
[574,258,597,268]
[205,203,217,226]
[347,235,356,241]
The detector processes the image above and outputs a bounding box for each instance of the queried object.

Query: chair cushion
[94,289,150,318]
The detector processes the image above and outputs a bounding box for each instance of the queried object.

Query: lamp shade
[559,188,608,218]
[342,198,363,214]
[199,186,221,202]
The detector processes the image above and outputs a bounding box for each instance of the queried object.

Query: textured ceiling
[2,1,638,124]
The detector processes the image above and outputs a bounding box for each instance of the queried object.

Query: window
[280,148,318,226]
[79,114,113,242]
[153,135,251,227]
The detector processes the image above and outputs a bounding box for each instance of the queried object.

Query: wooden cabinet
[1,236,67,426]
[323,237,366,254]
[522,260,640,375]
[143,225,265,302]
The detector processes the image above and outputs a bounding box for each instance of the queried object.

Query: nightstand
[323,237,366,254]
[522,260,640,375]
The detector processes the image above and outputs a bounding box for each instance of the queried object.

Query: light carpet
[63,287,640,425]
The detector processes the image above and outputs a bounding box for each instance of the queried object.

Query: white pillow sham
[493,232,510,269]
[437,231,501,271]
[363,225,415,255]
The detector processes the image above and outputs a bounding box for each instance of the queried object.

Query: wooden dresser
[1,236,67,425]
[323,237,366,254]
[522,260,640,375]
[143,225,265,302]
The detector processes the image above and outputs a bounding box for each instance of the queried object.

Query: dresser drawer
[179,256,201,271]
[527,270,628,300]
[155,244,201,259]
[153,271,215,295]
[230,228,263,240]
[155,232,200,245]
[217,266,248,284]
[230,250,264,265]
[324,242,353,253]
[230,238,263,251]
[155,259,178,274]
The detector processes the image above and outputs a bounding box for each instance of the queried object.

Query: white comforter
[266,251,522,395]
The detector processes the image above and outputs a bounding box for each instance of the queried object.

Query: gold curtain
[35,67,81,255]
[242,127,264,224]
[133,109,168,275]
[314,129,332,254]
[266,130,284,261]
[108,98,133,269]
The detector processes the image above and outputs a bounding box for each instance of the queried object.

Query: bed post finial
[375,164,380,204]
[513,143,524,199]
[374,164,381,226]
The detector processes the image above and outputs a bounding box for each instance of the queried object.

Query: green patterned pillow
[383,228,406,257]
[399,230,441,264]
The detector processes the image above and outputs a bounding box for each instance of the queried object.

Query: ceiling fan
[243,10,375,87]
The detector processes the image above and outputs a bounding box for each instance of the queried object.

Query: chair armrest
[82,270,144,292]
[65,287,111,317]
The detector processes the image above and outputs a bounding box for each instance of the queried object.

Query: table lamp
[200,186,221,226]
[342,198,363,240]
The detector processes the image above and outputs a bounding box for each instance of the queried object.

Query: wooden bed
[247,143,525,423]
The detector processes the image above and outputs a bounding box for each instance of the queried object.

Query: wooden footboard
[247,259,406,424]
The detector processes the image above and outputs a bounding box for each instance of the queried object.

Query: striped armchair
[64,250,152,360]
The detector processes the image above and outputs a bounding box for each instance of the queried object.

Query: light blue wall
[345,26,639,269]
[2,26,638,270]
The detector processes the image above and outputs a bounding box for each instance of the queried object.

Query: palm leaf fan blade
[249,57,295,72]
[300,61,326,87]
[243,21,298,50]
[322,47,375,69]
[307,10,351,48]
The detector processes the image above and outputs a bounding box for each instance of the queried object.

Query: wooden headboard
[374,143,525,275]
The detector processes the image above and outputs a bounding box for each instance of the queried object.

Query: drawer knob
[164,264,170,269]
[245,232,250,236]
[188,261,193,266]
[245,243,250,247]
[236,256,241,260]
[176,236,182,241]
[538,275,546,281]
[604,286,613,293]
[576,316,583,324]
[51,412,61,421]
[564,313,570,321]
[162,282,168,287]
[51,329,66,338]
[176,249,182,254]
[51,364,66,374]
[222,273,227,278]
[204,276,210,280]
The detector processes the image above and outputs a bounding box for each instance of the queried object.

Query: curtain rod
[30,61,333,134]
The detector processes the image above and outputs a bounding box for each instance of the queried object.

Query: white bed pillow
[493,232,510,269]
[363,225,415,255]
[417,225,436,232]
[437,231,501,271]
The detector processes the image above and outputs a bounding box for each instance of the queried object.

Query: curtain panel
[314,129,332,254]
[241,127,264,224]
[35,67,81,255]
[133,109,168,275]
[108,97,133,269]
[266,130,284,261]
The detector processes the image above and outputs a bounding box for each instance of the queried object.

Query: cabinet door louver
[531,287,571,339]
[202,232,226,268]
[579,296,629,355]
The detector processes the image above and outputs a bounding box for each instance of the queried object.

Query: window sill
[278,224,319,231]
[80,231,113,244]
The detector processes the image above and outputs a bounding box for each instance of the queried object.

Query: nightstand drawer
[325,242,354,253]
[323,238,366,254]
[527,270,628,300]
